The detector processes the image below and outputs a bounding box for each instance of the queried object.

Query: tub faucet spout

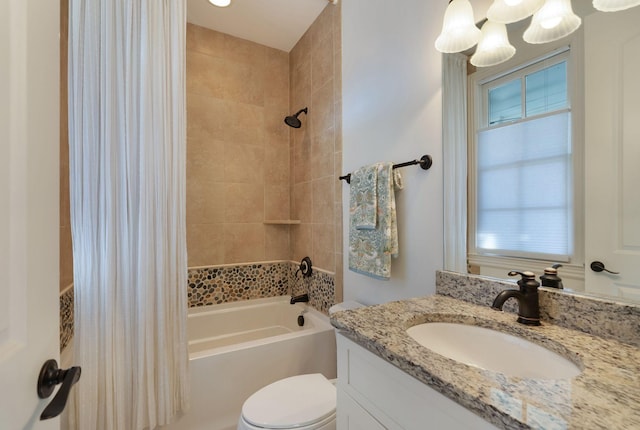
[290,293,309,305]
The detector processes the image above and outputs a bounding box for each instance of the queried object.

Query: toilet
[237,301,364,430]
[237,374,336,430]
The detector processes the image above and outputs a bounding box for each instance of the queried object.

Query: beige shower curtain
[68,1,189,428]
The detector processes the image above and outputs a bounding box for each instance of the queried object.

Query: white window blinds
[476,112,572,259]
[472,53,573,261]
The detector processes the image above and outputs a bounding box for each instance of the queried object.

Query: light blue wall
[341,0,448,304]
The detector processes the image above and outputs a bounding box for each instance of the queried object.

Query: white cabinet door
[337,389,387,430]
[584,7,640,301]
[0,0,61,428]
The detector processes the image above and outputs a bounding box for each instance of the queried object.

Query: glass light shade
[593,0,640,11]
[487,0,544,24]
[208,0,231,7]
[435,0,482,53]
[523,0,581,44]
[471,21,516,67]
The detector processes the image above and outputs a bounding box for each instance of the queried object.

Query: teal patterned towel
[348,162,401,280]
[350,164,378,230]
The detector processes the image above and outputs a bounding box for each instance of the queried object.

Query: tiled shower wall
[186,24,291,265]
[289,5,343,302]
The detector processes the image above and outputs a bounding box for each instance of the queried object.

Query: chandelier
[435,0,640,67]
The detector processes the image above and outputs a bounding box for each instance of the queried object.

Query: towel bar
[339,155,432,184]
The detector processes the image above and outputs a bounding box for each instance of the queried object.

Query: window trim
[467,46,584,271]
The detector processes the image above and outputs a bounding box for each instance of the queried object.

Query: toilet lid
[242,374,336,429]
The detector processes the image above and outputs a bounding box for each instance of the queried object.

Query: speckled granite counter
[331,294,640,429]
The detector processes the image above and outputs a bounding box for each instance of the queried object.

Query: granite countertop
[330,295,640,430]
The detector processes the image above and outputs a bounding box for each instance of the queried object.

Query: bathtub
[166,296,337,430]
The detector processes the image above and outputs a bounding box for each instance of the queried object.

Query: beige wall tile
[310,80,335,137]
[264,103,290,145]
[187,93,225,141]
[292,132,312,184]
[182,6,342,271]
[335,199,343,254]
[312,177,334,224]
[265,145,290,185]
[334,151,343,195]
[334,253,344,302]
[310,128,334,180]
[312,223,335,273]
[60,226,73,290]
[309,5,334,47]
[265,184,290,220]
[186,181,225,225]
[60,164,70,228]
[224,223,265,263]
[224,183,264,223]
[187,223,225,267]
[186,51,227,99]
[187,23,225,58]
[187,138,225,184]
[224,143,265,184]
[265,48,290,101]
[290,224,312,262]
[265,226,290,260]
[334,100,342,151]
[311,35,334,93]
[220,60,265,107]
[292,181,312,223]
[333,3,342,51]
[290,31,311,72]
[288,3,342,274]
[221,100,265,146]
[223,33,266,67]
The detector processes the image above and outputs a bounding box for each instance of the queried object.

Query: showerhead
[284,107,308,128]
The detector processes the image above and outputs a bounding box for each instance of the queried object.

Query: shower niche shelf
[263,220,301,225]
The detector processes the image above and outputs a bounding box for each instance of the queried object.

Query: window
[470,51,573,262]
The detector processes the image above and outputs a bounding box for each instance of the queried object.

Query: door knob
[37,359,81,420]
[589,261,620,275]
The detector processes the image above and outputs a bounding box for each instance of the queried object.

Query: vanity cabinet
[336,333,498,430]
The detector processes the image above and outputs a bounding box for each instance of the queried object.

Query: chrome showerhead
[284,107,308,128]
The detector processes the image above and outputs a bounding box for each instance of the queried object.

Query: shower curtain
[68,1,189,429]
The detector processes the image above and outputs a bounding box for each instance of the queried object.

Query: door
[0,0,61,428]
[584,7,640,301]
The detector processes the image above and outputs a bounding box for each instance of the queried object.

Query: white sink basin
[406,322,581,379]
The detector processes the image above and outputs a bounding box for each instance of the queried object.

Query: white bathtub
[165,296,337,430]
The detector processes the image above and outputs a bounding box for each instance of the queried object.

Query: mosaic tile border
[188,260,336,314]
[60,285,74,352]
[288,264,335,315]
[187,262,290,307]
[436,270,640,346]
[60,260,336,349]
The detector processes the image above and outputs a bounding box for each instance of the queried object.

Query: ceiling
[186,0,331,52]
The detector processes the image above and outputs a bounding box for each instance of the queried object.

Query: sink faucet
[290,293,309,305]
[492,271,541,326]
